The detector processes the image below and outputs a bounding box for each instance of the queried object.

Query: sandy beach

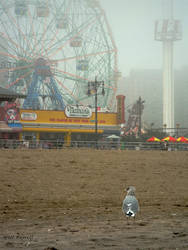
[0,149,188,249]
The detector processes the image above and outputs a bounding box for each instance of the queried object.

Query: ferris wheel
[0,0,118,110]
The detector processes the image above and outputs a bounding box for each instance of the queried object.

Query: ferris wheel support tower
[155,0,182,134]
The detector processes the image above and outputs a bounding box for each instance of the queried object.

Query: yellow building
[20,106,120,145]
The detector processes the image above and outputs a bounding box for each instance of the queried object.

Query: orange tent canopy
[162,136,177,142]
[147,136,161,142]
[176,136,188,142]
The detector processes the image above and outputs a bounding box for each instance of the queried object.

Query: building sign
[65,105,92,118]
[20,109,118,126]
[21,112,37,121]
[4,102,20,124]
[0,102,22,131]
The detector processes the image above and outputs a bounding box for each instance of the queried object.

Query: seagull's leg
[133,215,136,224]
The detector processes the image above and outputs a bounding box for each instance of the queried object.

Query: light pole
[87,76,105,148]
[176,123,180,137]
[163,124,167,135]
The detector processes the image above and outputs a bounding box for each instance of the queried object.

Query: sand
[0,149,188,249]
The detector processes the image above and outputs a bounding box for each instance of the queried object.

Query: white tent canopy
[106,134,120,139]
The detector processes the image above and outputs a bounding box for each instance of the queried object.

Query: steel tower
[155,0,182,133]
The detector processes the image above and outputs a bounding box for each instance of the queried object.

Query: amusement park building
[0,95,125,144]
[19,108,120,145]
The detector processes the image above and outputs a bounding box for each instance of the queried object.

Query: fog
[100,0,188,76]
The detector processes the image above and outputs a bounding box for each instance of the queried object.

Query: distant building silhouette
[118,67,188,129]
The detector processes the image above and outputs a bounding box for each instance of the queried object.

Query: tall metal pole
[87,77,105,149]
[163,40,174,131]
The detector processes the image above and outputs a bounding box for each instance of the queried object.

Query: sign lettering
[65,105,92,118]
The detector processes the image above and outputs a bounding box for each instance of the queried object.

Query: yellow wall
[20,109,118,126]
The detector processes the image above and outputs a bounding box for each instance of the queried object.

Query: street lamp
[87,76,105,148]
[176,123,180,137]
[163,124,167,134]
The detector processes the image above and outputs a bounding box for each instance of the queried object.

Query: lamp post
[87,76,105,149]
[163,123,167,135]
[176,123,180,137]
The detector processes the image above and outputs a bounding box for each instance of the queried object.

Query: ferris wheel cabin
[36,2,49,17]
[14,1,28,16]
[56,17,68,29]
[70,36,82,47]
[86,0,99,8]
[76,60,89,71]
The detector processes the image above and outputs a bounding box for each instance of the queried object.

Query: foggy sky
[100,0,188,76]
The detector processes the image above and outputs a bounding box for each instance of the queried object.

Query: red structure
[116,95,125,124]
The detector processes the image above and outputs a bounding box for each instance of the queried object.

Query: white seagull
[122,186,139,223]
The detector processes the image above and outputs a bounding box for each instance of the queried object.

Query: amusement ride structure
[0,0,118,110]
[155,0,182,133]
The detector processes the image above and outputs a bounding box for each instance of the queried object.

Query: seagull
[122,186,139,223]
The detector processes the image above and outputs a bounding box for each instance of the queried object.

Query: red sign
[4,102,20,123]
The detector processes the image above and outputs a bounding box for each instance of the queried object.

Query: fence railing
[0,139,188,151]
